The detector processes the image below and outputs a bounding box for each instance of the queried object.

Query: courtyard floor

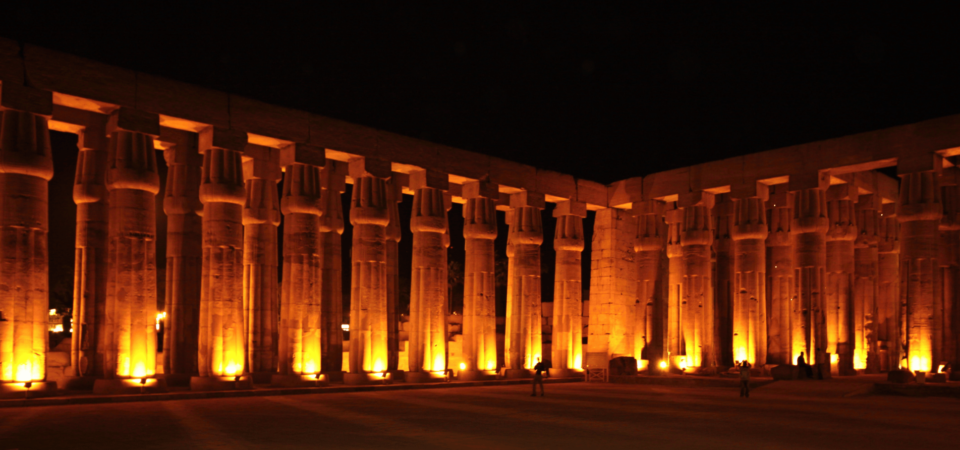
[1,380,957,449]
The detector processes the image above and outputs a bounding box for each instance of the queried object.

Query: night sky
[4,2,960,311]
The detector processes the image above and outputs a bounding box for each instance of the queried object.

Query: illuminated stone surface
[0,102,52,383]
[407,170,450,380]
[731,190,768,367]
[793,186,829,365]
[161,130,203,382]
[385,177,402,372]
[278,163,323,376]
[766,186,796,365]
[854,194,880,373]
[319,162,345,376]
[897,170,942,373]
[196,129,247,381]
[826,184,857,374]
[937,173,959,370]
[103,109,161,380]
[551,200,585,373]
[876,202,901,371]
[632,200,666,371]
[679,194,715,370]
[461,181,498,377]
[347,158,391,380]
[713,195,735,367]
[242,146,281,379]
[505,194,544,375]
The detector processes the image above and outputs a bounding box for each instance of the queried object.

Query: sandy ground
[1,380,957,449]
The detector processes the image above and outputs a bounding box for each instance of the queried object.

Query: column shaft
[854,195,880,372]
[732,196,768,366]
[680,203,714,370]
[385,179,402,372]
[939,181,959,368]
[462,192,497,373]
[898,171,941,373]
[877,203,900,371]
[242,165,280,376]
[552,205,584,371]
[409,185,449,374]
[506,205,543,371]
[319,164,345,374]
[0,109,52,383]
[349,173,389,374]
[713,196,734,367]
[825,186,857,373]
[633,201,665,370]
[162,139,203,379]
[766,188,795,365]
[665,207,683,368]
[278,163,322,375]
[198,146,246,377]
[793,187,828,364]
[105,129,160,378]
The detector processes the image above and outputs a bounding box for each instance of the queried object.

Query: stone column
[898,167,942,373]
[505,192,544,377]
[854,194,880,373]
[587,207,637,371]
[277,160,324,384]
[552,200,586,376]
[461,180,499,379]
[825,184,857,375]
[679,193,715,371]
[713,195,735,367]
[0,86,53,385]
[102,109,161,387]
[345,158,391,384]
[319,162,345,378]
[70,116,108,383]
[406,170,450,382]
[632,200,665,371]
[938,172,959,369]
[193,127,249,390]
[766,186,795,365]
[385,177,402,373]
[665,204,684,370]
[731,186,768,367]
[161,129,203,385]
[793,183,829,365]
[241,145,281,382]
[877,203,900,371]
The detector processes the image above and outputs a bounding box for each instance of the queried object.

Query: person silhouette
[532,358,546,397]
[738,360,752,398]
[797,352,813,379]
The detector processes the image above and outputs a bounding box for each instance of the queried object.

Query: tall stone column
[587,207,638,371]
[898,167,942,373]
[505,192,544,377]
[461,180,498,379]
[319,162,345,378]
[938,173,959,368]
[792,183,828,365]
[766,186,795,365]
[679,193,715,371]
[102,109,161,387]
[345,158,391,384]
[385,177,402,373]
[0,86,53,385]
[193,127,249,390]
[552,200,586,376]
[854,194,880,373]
[407,170,450,382]
[877,203,900,371]
[632,200,665,371]
[70,116,108,383]
[825,184,857,374]
[731,186,768,367]
[241,145,281,382]
[161,129,203,385]
[665,204,684,370]
[713,195,734,367]
[277,160,324,383]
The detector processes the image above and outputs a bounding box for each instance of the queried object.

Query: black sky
[6,2,960,183]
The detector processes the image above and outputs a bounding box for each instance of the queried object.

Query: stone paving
[1,381,958,449]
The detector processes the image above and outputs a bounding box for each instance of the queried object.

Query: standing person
[532,358,547,397]
[797,352,813,379]
[739,360,752,398]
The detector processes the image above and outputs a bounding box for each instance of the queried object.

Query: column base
[160,373,194,387]
[271,373,330,388]
[458,370,498,381]
[251,371,275,385]
[343,372,394,385]
[93,378,168,395]
[58,375,97,390]
[0,381,58,399]
[547,368,583,378]
[505,369,533,379]
[190,375,253,391]
[405,371,448,383]
[322,371,345,383]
